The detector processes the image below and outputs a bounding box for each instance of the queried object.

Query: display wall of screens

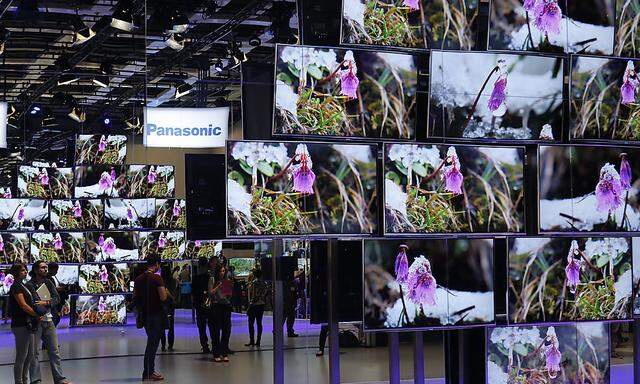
[74,166,128,198]
[0,233,30,264]
[126,165,175,198]
[72,294,127,326]
[227,140,378,237]
[508,237,633,323]
[488,0,615,55]
[155,199,186,230]
[429,51,564,141]
[31,232,86,263]
[486,323,611,384]
[384,143,525,234]
[139,231,186,261]
[50,199,104,230]
[79,263,130,294]
[85,231,139,263]
[273,44,419,139]
[538,145,639,232]
[341,0,479,50]
[570,56,640,142]
[104,199,156,230]
[75,135,128,165]
[363,238,494,330]
[0,199,49,231]
[185,240,221,260]
[17,166,74,199]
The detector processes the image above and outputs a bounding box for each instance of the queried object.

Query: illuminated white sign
[143,107,229,148]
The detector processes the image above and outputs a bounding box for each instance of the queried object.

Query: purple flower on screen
[17,205,25,223]
[565,240,582,294]
[147,166,157,184]
[441,147,464,195]
[103,237,116,255]
[544,327,561,379]
[403,0,420,11]
[53,233,63,250]
[595,163,623,213]
[406,256,437,307]
[39,169,49,186]
[533,0,562,36]
[73,201,82,218]
[110,168,117,182]
[99,171,113,191]
[0,234,4,252]
[195,240,202,248]
[98,135,107,152]
[0,271,4,283]
[98,296,106,312]
[172,200,181,217]
[621,61,639,105]
[98,233,105,247]
[158,232,167,249]
[291,144,316,195]
[394,245,409,284]
[339,51,359,99]
[126,206,134,221]
[523,0,537,12]
[487,60,508,117]
[4,274,13,289]
[2,188,11,198]
[99,265,109,284]
[620,153,632,191]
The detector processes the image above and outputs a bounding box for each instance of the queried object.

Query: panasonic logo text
[146,124,223,137]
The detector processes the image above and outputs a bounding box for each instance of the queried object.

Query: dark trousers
[283,302,296,334]
[211,304,232,357]
[196,307,213,350]
[143,313,163,378]
[247,304,264,344]
[160,307,175,349]
[319,324,329,352]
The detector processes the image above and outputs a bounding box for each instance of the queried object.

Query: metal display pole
[272,240,284,384]
[327,239,340,384]
[389,332,401,384]
[414,332,425,384]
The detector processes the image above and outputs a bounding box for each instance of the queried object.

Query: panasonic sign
[143,107,229,148]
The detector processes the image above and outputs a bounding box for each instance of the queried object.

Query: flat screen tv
[79,263,130,294]
[228,258,255,277]
[0,199,49,231]
[56,265,79,286]
[139,231,186,261]
[104,198,156,230]
[126,165,175,198]
[617,2,640,57]
[74,166,128,198]
[185,240,222,260]
[85,231,139,263]
[75,134,127,165]
[155,199,186,230]
[363,238,494,331]
[508,237,632,323]
[227,140,378,237]
[17,166,74,199]
[384,143,525,234]
[486,323,611,384]
[0,233,30,264]
[72,294,127,326]
[31,232,86,264]
[429,51,563,141]
[488,0,614,55]
[50,199,103,230]
[273,44,418,139]
[538,145,640,232]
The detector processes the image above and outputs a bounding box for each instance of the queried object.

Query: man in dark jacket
[191,257,213,353]
[27,260,72,384]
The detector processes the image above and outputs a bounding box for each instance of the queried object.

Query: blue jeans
[143,313,164,378]
[29,321,66,384]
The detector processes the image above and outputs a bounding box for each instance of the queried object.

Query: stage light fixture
[29,105,41,115]
[214,59,224,72]
[72,20,96,45]
[175,80,193,99]
[68,106,86,123]
[249,36,261,47]
[165,33,185,51]
[168,10,189,34]
[228,41,247,69]
[57,73,80,86]
[93,62,113,87]
[111,0,135,32]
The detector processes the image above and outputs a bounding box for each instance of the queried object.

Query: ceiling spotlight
[249,36,261,47]
[228,41,247,68]
[124,115,142,133]
[111,0,135,32]
[29,105,41,115]
[68,106,86,123]
[175,80,193,99]
[165,33,185,51]
[72,19,96,46]
[168,10,189,34]
[57,73,80,86]
[93,62,113,87]
[214,59,224,72]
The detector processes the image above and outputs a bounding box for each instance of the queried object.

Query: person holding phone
[27,260,72,384]
[208,265,233,362]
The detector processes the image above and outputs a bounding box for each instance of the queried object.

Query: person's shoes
[213,357,222,362]
[316,350,324,357]
[255,341,261,347]
[288,332,299,337]
[168,346,174,352]
[244,342,254,347]
[142,372,164,381]
[222,356,230,362]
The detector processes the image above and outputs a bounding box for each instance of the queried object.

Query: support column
[389,332,401,384]
[327,239,340,384]
[272,240,284,384]
[414,332,425,384]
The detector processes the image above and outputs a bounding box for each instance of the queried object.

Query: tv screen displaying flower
[617,1,640,57]
[85,231,139,262]
[79,263,130,294]
[570,56,640,141]
[633,237,640,316]
[0,199,49,231]
[104,198,156,230]
[487,323,610,384]
[139,231,186,261]
[50,199,103,230]
[341,0,478,50]
[75,135,127,165]
[489,0,615,55]
[384,143,525,234]
[429,51,563,141]
[185,240,221,260]
[274,45,418,139]
[155,199,186,230]
[509,237,632,323]
[227,141,379,236]
[31,232,86,264]
[538,146,640,232]
[363,238,494,330]
[56,265,79,286]
[72,294,127,326]
[0,233,30,264]
[17,166,74,199]
[74,166,128,198]
[126,165,175,198]
[228,258,255,278]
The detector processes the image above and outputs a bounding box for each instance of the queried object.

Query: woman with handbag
[208,265,233,362]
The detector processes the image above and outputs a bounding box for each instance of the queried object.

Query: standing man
[191,257,213,354]
[27,260,73,384]
[134,254,168,382]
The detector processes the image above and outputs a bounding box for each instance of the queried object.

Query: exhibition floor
[0,311,633,383]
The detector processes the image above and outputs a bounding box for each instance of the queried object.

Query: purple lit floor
[0,310,633,383]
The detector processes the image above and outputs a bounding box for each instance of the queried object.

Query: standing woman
[8,263,40,384]
[209,265,233,362]
[245,268,267,347]
[160,264,177,352]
